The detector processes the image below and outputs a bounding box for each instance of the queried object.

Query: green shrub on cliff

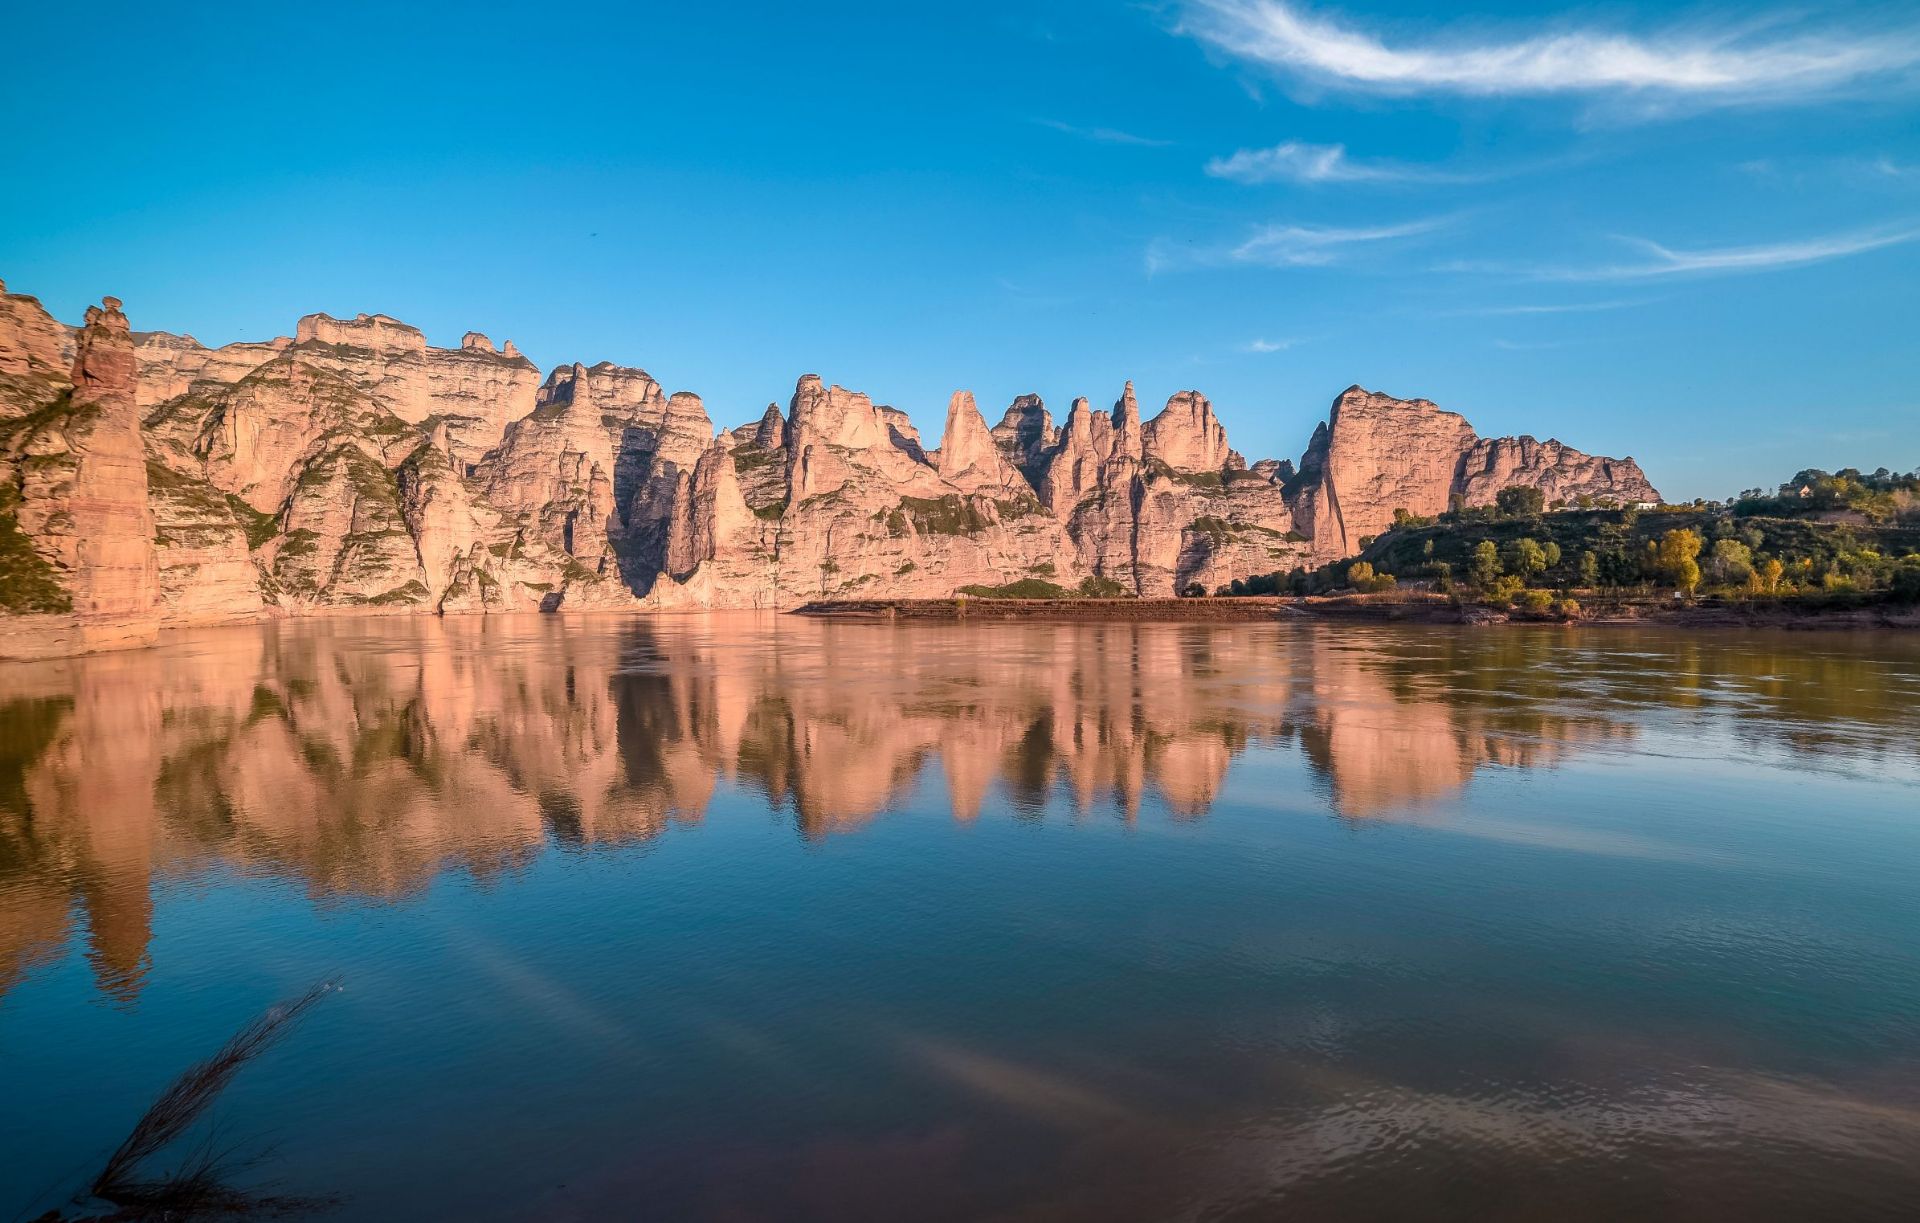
[0,483,72,613]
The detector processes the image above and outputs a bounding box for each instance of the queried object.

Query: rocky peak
[1249,457,1294,484]
[1284,385,1656,557]
[460,331,495,353]
[990,394,1056,486]
[73,297,136,399]
[295,312,427,357]
[1038,396,1109,516]
[1284,386,1475,557]
[1110,381,1144,462]
[937,390,1026,494]
[751,402,787,450]
[537,360,668,419]
[1143,389,1230,474]
[789,374,892,452]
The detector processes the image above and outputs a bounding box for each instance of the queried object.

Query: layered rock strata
[0,274,1658,653]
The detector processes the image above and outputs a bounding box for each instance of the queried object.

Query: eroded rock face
[937,391,1029,497]
[1,297,160,654]
[0,272,1661,652]
[990,394,1055,488]
[1456,435,1657,508]
[1283,385,1659,557]
[1287,387,1477,558]
[649,375,1074,609]
[0,282,76,394]
[1143,390,1231,475]
[135,332,290,404]
[135,312,541,471]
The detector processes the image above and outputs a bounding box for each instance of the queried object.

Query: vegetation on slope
[1208,468,1920,617]
[0,482,72,612]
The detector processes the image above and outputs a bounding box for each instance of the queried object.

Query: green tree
[1485,574,1527,607]
[1469,540,1502,587]
[1541,541,1562,569]
[1577,549,1601,588]
[1706,538,1753,585]
[1495,485,1546,517]
[1519,589,1555,612]
[1891,556,1920,603]
[1501,537,1548,581]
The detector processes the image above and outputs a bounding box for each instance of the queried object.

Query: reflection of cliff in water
[3,616,1917,1002]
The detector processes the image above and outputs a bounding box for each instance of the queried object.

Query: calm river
[3,615,1917,1220]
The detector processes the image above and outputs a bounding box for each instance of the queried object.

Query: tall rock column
[1,296,160,655]
[66,298,159,623]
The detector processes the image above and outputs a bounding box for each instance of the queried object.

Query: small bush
[957,578,1071,599]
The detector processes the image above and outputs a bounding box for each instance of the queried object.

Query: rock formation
[0,272,1660,655]
[1,293,160,654]
[1284,385,1657,558]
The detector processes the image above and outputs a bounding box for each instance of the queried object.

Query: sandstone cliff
[0,274,1659,654]
[1284,385,1658,558]
[1,293,161,654]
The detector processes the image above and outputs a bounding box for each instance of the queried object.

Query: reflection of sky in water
[2,616,1918,1221]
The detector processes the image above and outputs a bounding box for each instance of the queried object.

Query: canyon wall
[0,275,1658,654]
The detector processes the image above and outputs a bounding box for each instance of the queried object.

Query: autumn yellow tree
[1657,528,1703,594]
[1759,556,1785,593]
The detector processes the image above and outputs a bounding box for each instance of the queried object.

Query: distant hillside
[1327,476,1920,611]
[1199,465,1920,610]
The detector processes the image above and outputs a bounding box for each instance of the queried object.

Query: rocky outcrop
[1283,385,1654,558]
[0,272,1661,653]
[1455,435,1657,509]
[134,311,541,470]
[0,280,75,392]
[1143,390,1232,474]
[134,331,289,404]
[936,391,1029,497]
[989,394,1056,487]
[0,296,160,655]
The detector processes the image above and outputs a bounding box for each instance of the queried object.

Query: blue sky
[2,0,1915,498]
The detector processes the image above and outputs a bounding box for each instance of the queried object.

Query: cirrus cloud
[1176,1,1920,103]
[1205,140,1475,184]
[1148,214,1453,273]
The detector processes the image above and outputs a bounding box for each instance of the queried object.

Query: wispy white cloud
[1150,214,1451,273]
[1244,337,1295,352]
[1581,226,1920,279]
[1232,216,1449,266]
[1205,140,1471,184]
[1176,1,1920,102]
[1441,224,1920,281]
[1034,118,1172,147]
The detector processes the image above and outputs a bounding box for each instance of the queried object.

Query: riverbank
[795,592,1920,629]
[793,597,1293,621]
